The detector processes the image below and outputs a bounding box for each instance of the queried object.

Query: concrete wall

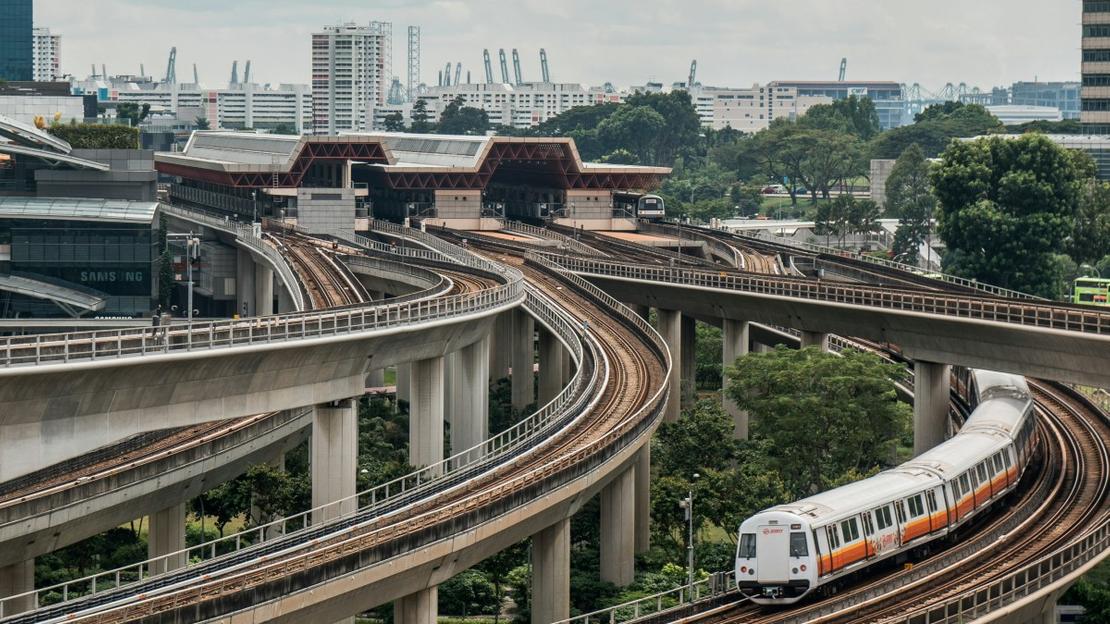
[35,149,158,201]
[296,188,356,239]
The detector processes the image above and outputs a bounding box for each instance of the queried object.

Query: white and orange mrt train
[735,371,1037,604]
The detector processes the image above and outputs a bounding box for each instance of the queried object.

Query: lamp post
[1080,263,1102,279]
[679,472,700,586]
[166,233,200,321]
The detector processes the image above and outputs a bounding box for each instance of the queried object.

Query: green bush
[48,123,139,149]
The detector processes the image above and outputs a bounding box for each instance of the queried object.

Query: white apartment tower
[32,27,61,82]
[312,21,391,134]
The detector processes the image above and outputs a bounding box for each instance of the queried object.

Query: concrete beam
[538,328,565,406]
[531,518,570,624]
[489,312,513,382]
[0,559,34,615]
[800,331,829,351]
[600,466,636,586]
[393,587,437,624]
[511,308,535,411]
[410,356,445,476]
[448,338,489,465]
[634,446,651,554]
[722,319,750,439]
[656,308,682,422]
[681,316,697,409]
[254,263,274,316]
[236,248,256,318]
[148,503,187,574]
[913,361,951,456]
[312,399,357,525]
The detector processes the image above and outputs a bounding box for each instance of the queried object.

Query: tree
[885,144,937,265]
[801,96,880,141]
[800,130,863,200]
[194,116,210,130]
[271,122,295,135]
[382,111,406,132]
[116,102,151,127]
[410,99,434,133]
[755,120,816,207]
[436,96,490,135]
[870,103,1004,159]
[597,105,666,165]
[438,569,500,616]
[1063,563,1110,623]
[932,133,1096,298]
[726,346,910,497]
[623,90,702,165]
[1070,181,1110,266]
[158,248,174,309]
[48,123,139,148]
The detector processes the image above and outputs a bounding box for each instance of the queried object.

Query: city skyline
[39,0,1080,90]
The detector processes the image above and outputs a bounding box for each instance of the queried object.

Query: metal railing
[505,221,606,257]
[0,228,588,617]
[719,226,1041,301]
[557,572,736,624]
[548,255,1110,336]
[161,203,307,311]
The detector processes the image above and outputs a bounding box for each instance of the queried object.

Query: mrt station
[154,132,671,237]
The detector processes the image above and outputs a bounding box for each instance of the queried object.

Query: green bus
[1074,278,1110,307]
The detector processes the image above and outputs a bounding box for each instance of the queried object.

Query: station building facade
[154,131,671,236]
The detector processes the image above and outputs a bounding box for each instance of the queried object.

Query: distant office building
[312,22,392,133]
[0,0,33,82]
[696,85,831,132]
[0,81,92,126]
[769,80,907,130]
[1082,0,1110,133]
[1010,81,1080,120]
[986,104,1064,126]
[382,82,622,130]
[31,27,60,82]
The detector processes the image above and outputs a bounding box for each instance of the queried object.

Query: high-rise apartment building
[0,0,33,82]
[311,21,391,134]
[32,27,61,82]
[1082,0,1110,133]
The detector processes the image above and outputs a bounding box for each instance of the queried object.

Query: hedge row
[48,123,140,149]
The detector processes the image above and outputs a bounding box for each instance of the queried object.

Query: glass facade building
[1010,82,1080,120]
[768,81,908,130]
[0,0,33,82]
[1083,0,1110,133]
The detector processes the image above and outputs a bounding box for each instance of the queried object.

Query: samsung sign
[79,270,146,284]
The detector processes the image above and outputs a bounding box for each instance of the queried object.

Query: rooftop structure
[985,104,1064,126]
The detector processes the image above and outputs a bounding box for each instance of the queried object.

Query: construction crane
[454,63,462,87]
[483,49,494,84]
[243,60,251,85]
[164,47,177,84]
[140,63,145,78]
[540,49,550,83]
[102,65,108,81]
[193,63,199,85]
[229,61,238,86]
[498,49,510,84]
[512,48,523,85]
[407,26,421,102]
[839,58,847,82]
[438,70,443,87]
[443,62,452,86]
[688,60,697,89]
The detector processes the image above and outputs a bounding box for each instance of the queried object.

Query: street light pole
[166,233,200,321]
[680,472,700,586]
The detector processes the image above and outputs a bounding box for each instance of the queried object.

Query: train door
[861,513,875,557]
[871,505,898,555]
[825,525,843,572]
[756,525,790,582]
[968,466,981,509]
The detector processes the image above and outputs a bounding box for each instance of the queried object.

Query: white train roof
[765,469,940,527]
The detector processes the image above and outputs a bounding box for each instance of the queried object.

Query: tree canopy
[932,133,1096,298]
[436,96,490,135]
[870,102,1004,159]
[885,144,937,265]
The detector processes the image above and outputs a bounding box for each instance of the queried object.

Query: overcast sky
[38,0,1082,92]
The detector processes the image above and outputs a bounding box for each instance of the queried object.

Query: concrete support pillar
[311,399,357,525]
[489,312,513,382]
[254,263,274,316]
[393,587,437,624]
[800,331,829,351]
[681,316,697,409]
[538,329,565,406]
[600,466,636,586]
[913,361,951,456]
[236,248,256,317]
[147,502,187,574]
[410,356,445,475]
[276,285,296,313]
[511,309,535,411]
[396,364,411,404]
[655,308,682,422]
[531,518,570,624]
[0,559,35,615]
[634,445,651,554]
[722,319,750,439]
[449,338,489,465]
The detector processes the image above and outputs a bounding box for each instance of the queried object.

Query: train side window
[977,463,989,482]
[738,533,756,558]
[872,508,887,530]
[789,532,809,557]
[992,454,1003,473]
[882,506,893,528]
[1003,451,1013,468]
[840,519,860,542]
[959,473,971,495]
[926,491,938,512]
[969,468,980,489]
[862,513,874,536]
[894,501,906,524]
[907,495,925,517]
[827,526,840,549]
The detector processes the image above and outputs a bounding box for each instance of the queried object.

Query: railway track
[640,379,1108,624]
[268,233,369,309]
[3,238,666,623]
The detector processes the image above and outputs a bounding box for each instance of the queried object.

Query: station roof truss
[155,131,671,192]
